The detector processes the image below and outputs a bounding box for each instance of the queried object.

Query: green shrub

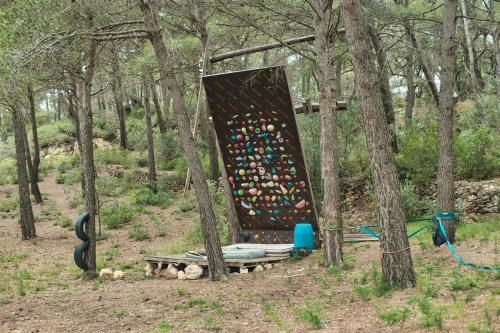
[396,123,438,185]
[101,203,135,229]
[56,168,81,186]
[0,158,17,185]
[95,148,131,168]
[455,128,500,180]
[0,197,18,213]
[37,120,75,149]
[54,216,72,229]
[56,154,80,174]
[130,188,172,207]
[96,176,128,197]
[408,296,447,329]
[400,181,430,218]
[157,172,185,191]
[379,307,410,326]
[128,222,150,241]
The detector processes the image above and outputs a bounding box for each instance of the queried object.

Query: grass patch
[128,222,150,241]
[201,315,222,331]
[0,252,28,265]
[261,298,284,329]
[294,299,323,329]
[114,309,126,317]
[457,216,500,242]
[0,197,18,213]
[37,120,75,149]
[97,176,129,197]
[156,321,175,333]
[129,187,172,207]
[379,307,410,326]
[101,203,135,229]
[408,296,447,329]
[54,215,73,229]
[0,158,17,185]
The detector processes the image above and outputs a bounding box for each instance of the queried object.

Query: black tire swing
[74,212,90,271]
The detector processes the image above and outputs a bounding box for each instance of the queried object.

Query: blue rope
[436,217,499,271]
[358,218,429,240]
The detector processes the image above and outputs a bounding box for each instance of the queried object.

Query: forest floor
[0,173,499,333]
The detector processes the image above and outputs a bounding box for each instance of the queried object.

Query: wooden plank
[144,254,287,268]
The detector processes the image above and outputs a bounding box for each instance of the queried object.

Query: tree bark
[22,119,43,204]
[311,0,343,266]
[150,73,167,134]
[139,0,226,280]
[437,0,458,243]
[460,0,481,92]
[79,37,98,279]
[27,83,43,202]
[11,96,36,240]
[341,0,415,288]
[110,42,127,149]
[404,26,415,125]
[406,25,440,106]
[368,25,398,153]
[161,82,171,129]
[143,66,157,193]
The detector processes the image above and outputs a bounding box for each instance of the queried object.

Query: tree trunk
[139,0,227,280]
[460,0,481,92]
[437,0,458,243]
[368,25,398,153]
[11,96,36,240]
[79,37,98,279]
[110,42,127,149]
[150,75,167,134]
[311,0,343,266]
[406,25,440,106]
[143,66,157,193]
[341,0,415,288]
[23,120,43,204]
[27,83,43,202]
[161,83,171,129]
[404,26,415,125]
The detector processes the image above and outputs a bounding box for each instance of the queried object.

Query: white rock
[145,263,154,276]
[240,268,249,274]
[178,271,187,280]
[113,270,125,280]
[185,264,203,280]
[160,264,178,279]
[99,268,113,280]
[263,264,273,270]
[254,265,264,272]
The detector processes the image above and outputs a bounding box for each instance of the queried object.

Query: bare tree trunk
[404,27,415,125]
[406,25,440,106]
[143,66,157,193]
[27,83,43,202]
[368,25,398,153]
[161,83,171,129]
[150,74,167,134]
[11,96,36,240]
[110,42,127,149]
[22,120,43,203]
[341,0,415,288]
[311,0,343,266]
[139,0,226,280]
[437,0,458,243]
[79,37,98,279]
[460,0,481,91]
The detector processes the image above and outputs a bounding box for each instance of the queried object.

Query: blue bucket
[294,223,314,252]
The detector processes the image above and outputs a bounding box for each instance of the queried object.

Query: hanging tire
[75,212,90,242]
[74,241,89,270]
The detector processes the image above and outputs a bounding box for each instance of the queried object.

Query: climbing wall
[203,66,318,244]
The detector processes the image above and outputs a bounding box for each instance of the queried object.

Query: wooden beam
[294,101,348,114]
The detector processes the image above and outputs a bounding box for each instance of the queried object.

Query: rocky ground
[0,174,499,333]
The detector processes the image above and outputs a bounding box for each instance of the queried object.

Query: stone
[185,264,204,280]
[240,268,249,274]
[160,264,178,279]
[145,263,153,277]
[99,268,113,280]
[263,264,273,270]
[177,271,187,280]
[113,270,125,280]
[254,265,264,272]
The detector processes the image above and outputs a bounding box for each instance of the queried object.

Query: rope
[436,217,499,271]
[383,246,411,255]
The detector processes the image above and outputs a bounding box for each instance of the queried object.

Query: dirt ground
[0,174,498,333]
